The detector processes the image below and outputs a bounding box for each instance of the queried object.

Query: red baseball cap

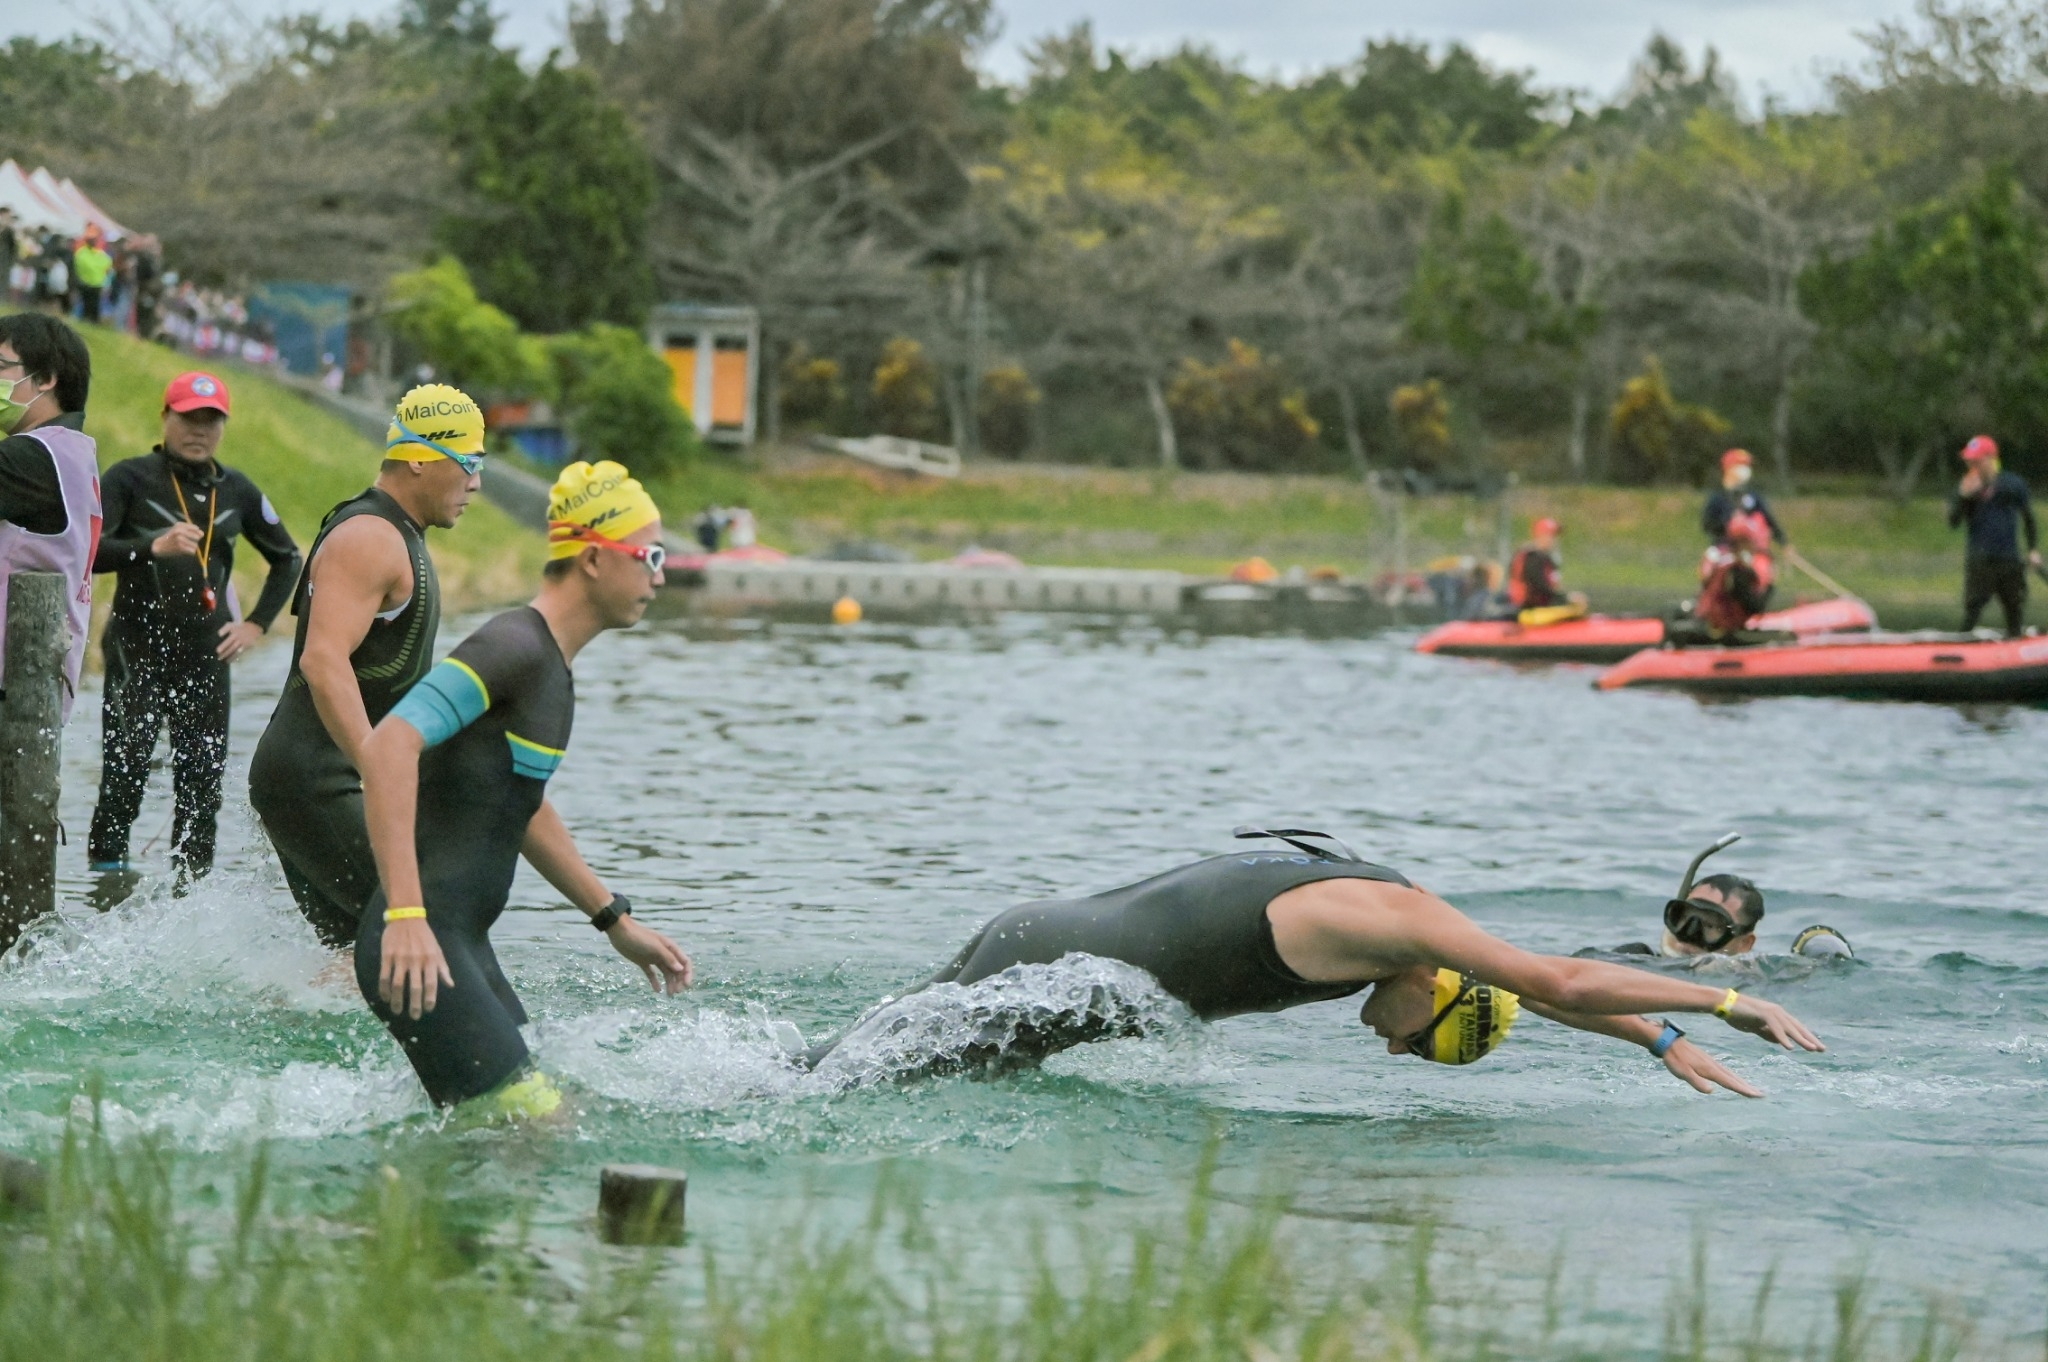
[164,371,231,416]
[1532,516,1561,537]
[1721,448,1753,470]
[1961,435,1998,463]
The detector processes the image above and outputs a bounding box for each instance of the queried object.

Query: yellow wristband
[383,906,427,923]
[1713,988,1740,1019]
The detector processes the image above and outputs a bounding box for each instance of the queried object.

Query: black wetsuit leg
[164,653,229,876]
[87,630,166,866]
[87,627,230,875]
[354,893,529,1107]
[252,717,378,948]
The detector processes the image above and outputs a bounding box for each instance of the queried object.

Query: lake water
[3,602,2044,1346]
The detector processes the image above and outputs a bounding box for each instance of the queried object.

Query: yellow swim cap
[386,383,487,461]
[547,459,660,560]
[1420,969,1519,1065]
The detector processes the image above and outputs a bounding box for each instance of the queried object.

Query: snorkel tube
[1676,832,1741,900]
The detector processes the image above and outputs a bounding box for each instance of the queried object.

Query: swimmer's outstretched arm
[1520,1002,1765,1098]
[1280,880,1823,1053]
[520,800,693,993]
[1406,895,1825,1053]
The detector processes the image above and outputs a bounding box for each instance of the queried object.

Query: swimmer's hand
[380,919,453,1019]
[1723,995,1825,1053]
[609,917,694,993]
[1662,1038,1762,1098]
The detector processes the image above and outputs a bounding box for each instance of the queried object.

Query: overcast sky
[22,0,1922,108]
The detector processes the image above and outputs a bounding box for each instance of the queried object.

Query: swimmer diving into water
[354,461,693,1113]
[804,829,1824,1096]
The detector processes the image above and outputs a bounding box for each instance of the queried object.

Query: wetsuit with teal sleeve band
[802,852,1410,1069]
[249,487,440,947]
[354,606,574,1107]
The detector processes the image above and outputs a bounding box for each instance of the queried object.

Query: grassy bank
[657,451,2028,619]
[0,1134,2005,1362]
[77,326,545,617]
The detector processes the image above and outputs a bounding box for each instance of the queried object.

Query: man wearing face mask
[86,372,302,880]
[0,312,100,723]
[1700,449,1787,548]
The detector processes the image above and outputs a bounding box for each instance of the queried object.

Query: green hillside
[76,325,544,623]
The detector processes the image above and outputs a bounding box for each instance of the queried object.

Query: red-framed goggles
[549,523,666,573]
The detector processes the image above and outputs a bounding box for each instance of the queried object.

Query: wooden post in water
[0,571,67,952]
[598,1164,687,1245]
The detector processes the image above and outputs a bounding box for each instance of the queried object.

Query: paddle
[1783,545,1859,600]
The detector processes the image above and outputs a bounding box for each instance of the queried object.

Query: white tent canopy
[0,161,80,236]
[0,161,131,240]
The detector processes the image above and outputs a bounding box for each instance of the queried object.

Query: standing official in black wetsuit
[1947,435,2039,636]
[354,460,692,1113]
[248,384,483,947]
[87,372,301,879]
[804,830,1824,1098]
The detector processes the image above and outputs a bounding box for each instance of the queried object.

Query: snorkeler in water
[801,828,1825,1097]
[1593,835,1855,961]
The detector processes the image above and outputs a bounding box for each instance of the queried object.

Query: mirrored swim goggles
[548,522,666,573]
[388,419,487,476]
[1663,831,1746,950]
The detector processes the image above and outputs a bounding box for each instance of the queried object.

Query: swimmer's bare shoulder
[1267,876,1445,982]
[307,514,413,615]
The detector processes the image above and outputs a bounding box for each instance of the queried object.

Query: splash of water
[805,953,1193,1087]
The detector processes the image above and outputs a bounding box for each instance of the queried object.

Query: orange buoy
[831,595,863,625]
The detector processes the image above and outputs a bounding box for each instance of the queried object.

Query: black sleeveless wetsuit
[804,849,1411,1071]
[250,487,440,946]
[352,606,573,1107]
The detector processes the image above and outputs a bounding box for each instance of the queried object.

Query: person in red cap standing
[1700,449,1787,547]
[1947,435,2039,636]
[87,371,302,883]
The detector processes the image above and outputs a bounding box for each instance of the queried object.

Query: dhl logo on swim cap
[546,460,660,560]
[385,383,487,460]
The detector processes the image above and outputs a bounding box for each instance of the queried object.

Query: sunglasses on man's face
[1663,896,1744,950]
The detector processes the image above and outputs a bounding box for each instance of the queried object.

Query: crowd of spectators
[1,207,278,366]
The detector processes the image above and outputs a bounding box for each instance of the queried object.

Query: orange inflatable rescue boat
[1597,633,2048,702]
[1414,597,1875,664]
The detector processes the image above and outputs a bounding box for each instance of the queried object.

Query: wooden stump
[0,1151,47,1214]
[0,572,67,952]
[597,1164,687,1246]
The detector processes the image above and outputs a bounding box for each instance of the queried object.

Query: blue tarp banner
[248,282,351,377]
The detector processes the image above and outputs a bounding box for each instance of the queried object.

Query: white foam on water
[531,954,1195,1116]
[46,1057,433,1151]
[0,868,345,1013]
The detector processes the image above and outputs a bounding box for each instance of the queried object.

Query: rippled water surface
[5,603,2045,1339]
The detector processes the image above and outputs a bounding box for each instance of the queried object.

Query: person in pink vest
[0,312,100,722]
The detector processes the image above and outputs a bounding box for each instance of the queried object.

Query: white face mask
[1727,464,1753,488]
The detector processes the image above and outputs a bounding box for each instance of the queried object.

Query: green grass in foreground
[76,325,545,615]
[652,453,2023,616]
[0,1130,2011,1362]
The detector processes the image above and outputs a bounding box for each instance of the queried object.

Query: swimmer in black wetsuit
[354,461,693,1112]
[806,829,1825,1097]
[248,384,484,947]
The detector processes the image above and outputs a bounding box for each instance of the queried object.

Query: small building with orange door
[648,303,759,445]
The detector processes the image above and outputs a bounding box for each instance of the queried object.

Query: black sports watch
[589,894,633,933]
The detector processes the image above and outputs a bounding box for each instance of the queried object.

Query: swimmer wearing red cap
[802,828,1824,1097]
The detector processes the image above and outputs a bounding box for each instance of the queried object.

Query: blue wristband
[1650,1020,1685,1059]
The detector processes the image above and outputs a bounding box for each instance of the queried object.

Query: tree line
[8,0,2048,491]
